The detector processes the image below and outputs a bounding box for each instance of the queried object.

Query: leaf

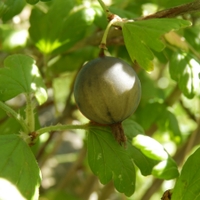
[0,109,21,135]
[172,147,200,200]
[87,125,136,196]
[48,46,99,74]
[122,118,158,176]
[53,7,96,54]
[0,54,47,105]
[1,0,25,22]
[26,0,39,5]
[132,135,168,161]
[29,0,96,54]
[136,102,166,130]
[122,18,191,71]
[169,52,200,99]
[164,32,189,51]
[152,156,179,180]
[132,134,179,179]
[136,101,182,143]
[0,134,41,200]
[29,0,74,54]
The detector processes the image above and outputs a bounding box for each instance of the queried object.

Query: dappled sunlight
[153,160,168,171]
[188,58,200,92]
[31,64,41,78]
[9,30,28,48]
[142,3,158,16]
[133,134,169,161]
[36,39,63,54]
[157,77,169,89]
[0,178,26,200]
[83,7,96,22]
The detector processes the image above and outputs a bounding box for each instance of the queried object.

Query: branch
[36,123,89,136]
[140,0,200,20]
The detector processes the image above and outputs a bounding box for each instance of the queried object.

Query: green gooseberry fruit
[74,56,141,125]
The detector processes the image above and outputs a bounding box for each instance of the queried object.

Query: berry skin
[74,56,141,125]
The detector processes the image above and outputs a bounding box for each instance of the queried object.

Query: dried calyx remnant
[74,56,141,146]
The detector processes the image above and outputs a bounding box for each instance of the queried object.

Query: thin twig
[140,0,200,20]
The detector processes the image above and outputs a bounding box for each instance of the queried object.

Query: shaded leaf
[29,0,96,54]
[122,18,191,71]
[26,0,39,5]
[0,134,41,200]
[87,125,136,196]
[172,147,200,200]
[1,0,25,22]
[0,54,47,105]
[48,46,99,74]
[136,102,182,143]
[136,102,166,130]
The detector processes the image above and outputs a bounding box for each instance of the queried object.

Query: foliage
[0,0,200,200]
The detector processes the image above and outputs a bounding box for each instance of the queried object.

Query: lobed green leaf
[132,134,179,179]
[0,134,41,200]
[123,118,178,179]
[87,125,136,196]
[172,147,200,200]
[0,54,47,105]
[122,18,191,71]
[123,119,158,176]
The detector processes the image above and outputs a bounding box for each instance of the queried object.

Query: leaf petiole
[97,0,113,20]
[99,17,123,49]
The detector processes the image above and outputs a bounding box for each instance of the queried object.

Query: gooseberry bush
[0,0,200,200]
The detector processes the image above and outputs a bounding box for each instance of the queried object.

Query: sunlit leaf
[133,135,168,160]
[122,18,191,71]
[123,118,158,176]
[0,54,47,105]
[87,125,136,196]
[172,147,200,200]
[152,156,179,180]
[169,52,200,98]
[132,134,179,179]
[0,134,41,200]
